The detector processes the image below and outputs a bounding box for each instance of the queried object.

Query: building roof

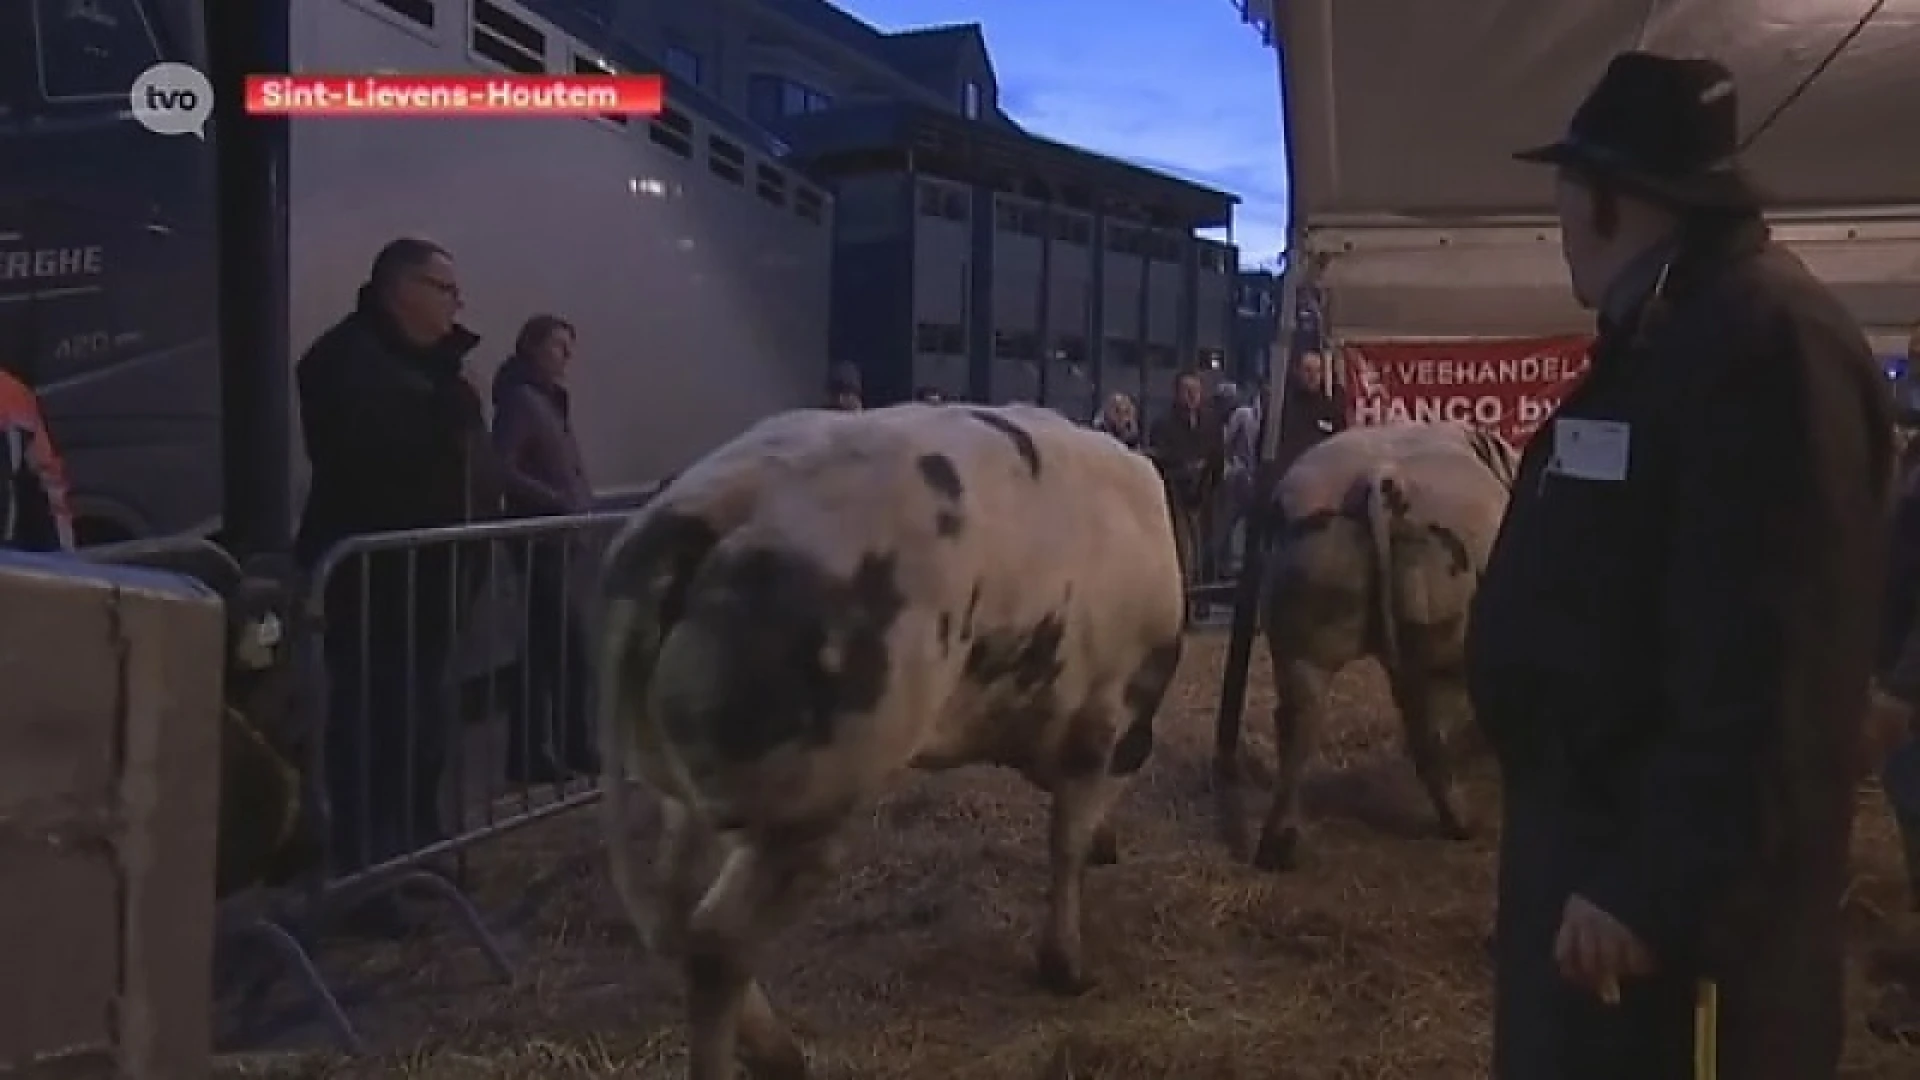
[784,101,1237,230]
[529,0,791,157]
[876,25,974,88]
[756,4,1021,127]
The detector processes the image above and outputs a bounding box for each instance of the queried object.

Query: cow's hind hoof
[743,1043,810,1080]
[1034,945,1094,997]
[1087,828,1120,867]
[1252,827,1301,872]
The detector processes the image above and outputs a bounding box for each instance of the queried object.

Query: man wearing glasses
[295,236,494,936]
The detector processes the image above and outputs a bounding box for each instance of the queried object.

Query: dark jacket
[491,355,592,516]
[1467,215,1893,1080]
[295,288,489,565]
[1148,405,1223,509]
[1879,465,1920,694]
[295,289,496,649]
[1271,383,1347,476]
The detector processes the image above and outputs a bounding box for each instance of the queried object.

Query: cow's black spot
[1280,508,1343,542]
[1425,523,1472,576]
[916,453,965,501]
[992,694,1065,773]
[838,553,908,712]
[599,510,720,631]
[937,611,953,653]
[1055,703,1113,778]
[1378,476,1412,518]
[935,510,965,538]
[962,582,983,639]
[964,613,1067,691]
[966,409,1043,478]
[1111,638,1183,775]
[671,547,906,763]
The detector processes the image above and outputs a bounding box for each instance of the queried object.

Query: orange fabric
[0,369,75,550]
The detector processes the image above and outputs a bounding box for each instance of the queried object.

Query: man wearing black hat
[1467,53,1894,1079]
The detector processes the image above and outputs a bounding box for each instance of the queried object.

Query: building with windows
[577,0,1242,418]
[1231,268,1281,387]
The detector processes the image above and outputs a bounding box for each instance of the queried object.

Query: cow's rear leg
[1391,673,1472,840]
[1084,639,1180,872]
[1086,818,1120,867]
[1038,771,1127,995]
[1254,660,1330,871]
[646,798,710,954]
[680,831,839,1080]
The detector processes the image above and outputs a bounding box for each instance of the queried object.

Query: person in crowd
[828,362,863,411]
[295,236,497,935]
[915,385,946,405]
[0,366,74,552]
[1148,370,1224,607]
[1093,391,1142,449]
[1467,53,1893,1079]
[491,314,598,784]
[1218,381,1262,577]
[1270,348,1348,479]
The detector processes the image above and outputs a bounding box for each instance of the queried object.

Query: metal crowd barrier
[1179,483,1255,615]
[218,510,632,1053]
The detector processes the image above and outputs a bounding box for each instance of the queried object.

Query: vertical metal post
[1035,197,1054,405]
[207,1,293,556]
[1212,245,1304,773]
[1212,11,1303,774]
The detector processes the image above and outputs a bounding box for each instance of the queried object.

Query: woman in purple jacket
[491,314,598,782]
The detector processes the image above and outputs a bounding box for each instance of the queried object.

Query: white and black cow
[1249,421,1519,871]
[596,403,1187,1080]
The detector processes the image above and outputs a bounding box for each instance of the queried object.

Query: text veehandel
[1341,336,1594,442]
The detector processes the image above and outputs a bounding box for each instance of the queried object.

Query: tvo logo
[130,62,213,138]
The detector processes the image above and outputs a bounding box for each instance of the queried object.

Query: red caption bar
[244,74,664,117]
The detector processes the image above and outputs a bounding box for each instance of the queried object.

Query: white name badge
[1549,417,1631,482]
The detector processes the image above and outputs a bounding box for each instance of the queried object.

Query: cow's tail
[1361,467,1402,675]
[596,507,717,947]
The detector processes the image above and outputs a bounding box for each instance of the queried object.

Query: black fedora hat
[1514,51,1762,210]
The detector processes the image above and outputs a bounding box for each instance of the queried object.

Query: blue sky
[833,0,1290,267]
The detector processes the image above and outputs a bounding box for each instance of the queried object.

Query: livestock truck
[2,0,833,544]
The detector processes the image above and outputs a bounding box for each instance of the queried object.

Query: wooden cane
[1693,979,1719,1080]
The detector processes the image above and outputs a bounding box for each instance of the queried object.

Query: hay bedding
[219,631,1920,1079]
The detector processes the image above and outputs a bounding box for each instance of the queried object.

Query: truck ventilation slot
[471,0,546,75]
[754,164,787,207]
[369,0,437,27]
[794,187,824,224]
[648,107,692,157]
[708,136,745,185]
[574,53,626,125]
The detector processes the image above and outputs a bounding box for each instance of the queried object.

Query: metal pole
[1212,9,1304,776]
[208,1,293,556]
[1211,254,1301,776]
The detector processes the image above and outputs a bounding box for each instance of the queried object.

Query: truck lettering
[0,246,106,282]
[54,331,115,362]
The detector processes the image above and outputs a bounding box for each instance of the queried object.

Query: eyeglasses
[414,274,460,299]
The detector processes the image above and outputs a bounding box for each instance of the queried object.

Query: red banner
[1339,335,1594,445]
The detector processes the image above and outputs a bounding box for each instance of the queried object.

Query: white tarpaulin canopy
[1271,0,1920,345]
[1280,0,1920,218]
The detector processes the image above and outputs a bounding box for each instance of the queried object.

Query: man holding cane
[1466,53,1893,1079]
